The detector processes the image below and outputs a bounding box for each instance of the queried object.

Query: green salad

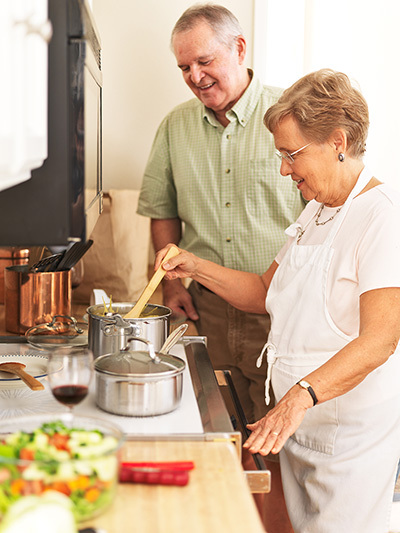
[0,421,119,522]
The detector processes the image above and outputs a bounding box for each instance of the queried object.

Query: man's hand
[162,278,199,321]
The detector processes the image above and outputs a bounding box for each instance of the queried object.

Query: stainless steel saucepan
[87,303,171,358]
[94,337,186,417]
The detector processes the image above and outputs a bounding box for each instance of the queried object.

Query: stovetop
[0,342,203,436]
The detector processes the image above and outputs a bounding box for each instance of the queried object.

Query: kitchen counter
[81,440,265,533]
[0,303,269,531]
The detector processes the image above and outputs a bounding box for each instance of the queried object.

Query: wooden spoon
[0,362,44,391]
[124,245,180,319]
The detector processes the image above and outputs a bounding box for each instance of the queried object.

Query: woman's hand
[244,385,313,455]
[154,244,201,280]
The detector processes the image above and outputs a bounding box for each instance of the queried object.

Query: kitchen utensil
[25,315,88,349]
[27,246,46,269]
[55,239,93,271]
[124,245,180,319]
[122,460,195,471]
[4,265,71,334]
[160,323,188,353]
[30,251,65,272]
[0,353,48,390]
[91,288,111,306]
[0,362,44,390]
[0,413,124,522]
[87,303,171,358]
[119,465,190,486]
[94,337,185,416]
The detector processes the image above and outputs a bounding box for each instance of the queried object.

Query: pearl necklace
[315,204,342,226]
[297,204,342,243]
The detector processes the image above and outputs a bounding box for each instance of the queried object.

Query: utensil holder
[5,265,71,334]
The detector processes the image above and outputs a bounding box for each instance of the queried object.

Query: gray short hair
[264,69,369,158]
[171,3,243,51]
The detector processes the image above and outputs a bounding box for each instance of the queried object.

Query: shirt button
[226,237,231,243]
[226,134,231,139]
[225,168,231,174]
[225,202,231,207]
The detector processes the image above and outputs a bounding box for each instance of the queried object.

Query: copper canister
[0,248,29,304]
[4,265,71,334]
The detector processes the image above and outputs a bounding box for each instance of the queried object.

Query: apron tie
[285,222,303,238]
[256,342,277,406]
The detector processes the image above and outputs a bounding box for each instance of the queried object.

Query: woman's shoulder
[375,183,400,206]
[348,184,400,239]
[355,183,400,214]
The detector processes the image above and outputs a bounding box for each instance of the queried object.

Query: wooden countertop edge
[81,440,265,533]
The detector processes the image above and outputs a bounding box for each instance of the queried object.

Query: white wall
[254,0,400,191]
[92,0,254,191]
[92,0,400,192]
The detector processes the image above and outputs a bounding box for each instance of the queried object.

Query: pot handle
[45,315,84,334]
[101,314,134,336]
[124,337,161,364]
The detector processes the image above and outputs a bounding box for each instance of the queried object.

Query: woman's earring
[338,152,345,162]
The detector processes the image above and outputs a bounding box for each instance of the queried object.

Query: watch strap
[297,380,318,406]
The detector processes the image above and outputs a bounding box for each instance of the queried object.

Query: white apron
[262,170,400,533]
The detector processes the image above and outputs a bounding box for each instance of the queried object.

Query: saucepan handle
[123,337,160,363]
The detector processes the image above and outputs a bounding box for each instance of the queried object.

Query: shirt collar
[202,70,263,128]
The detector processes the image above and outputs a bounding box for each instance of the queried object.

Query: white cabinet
[0,0,51,192]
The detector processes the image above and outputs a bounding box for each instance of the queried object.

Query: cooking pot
[94,337,185,417]
[0,247,29,303]
[87,303,171,358]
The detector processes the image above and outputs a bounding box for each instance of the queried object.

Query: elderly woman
[155,69,400,532]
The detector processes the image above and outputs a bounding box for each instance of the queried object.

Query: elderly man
[137,5,304,531]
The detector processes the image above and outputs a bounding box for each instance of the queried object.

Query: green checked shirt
[137,73,305,275]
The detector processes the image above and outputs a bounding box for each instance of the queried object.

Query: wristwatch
[297,380,318,406]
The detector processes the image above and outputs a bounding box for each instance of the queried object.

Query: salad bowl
[0,413,124,522]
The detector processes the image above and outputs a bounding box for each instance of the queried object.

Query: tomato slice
[19,448,34,461]
[48,433,70,451]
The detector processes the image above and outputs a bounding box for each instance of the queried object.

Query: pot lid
[25,315,88,349]
[94,338,185,377]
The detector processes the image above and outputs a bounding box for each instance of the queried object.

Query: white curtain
[253,0,400,190]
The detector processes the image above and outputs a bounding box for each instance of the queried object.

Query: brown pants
[188,281,275,423]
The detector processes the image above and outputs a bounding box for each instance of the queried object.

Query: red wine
[52,385,88,406]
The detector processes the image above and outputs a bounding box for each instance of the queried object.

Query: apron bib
[259,169,400,532]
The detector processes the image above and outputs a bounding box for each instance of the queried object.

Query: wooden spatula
[0,362,44,390]
[124,245,180,319]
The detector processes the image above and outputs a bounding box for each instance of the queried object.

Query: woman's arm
[155,244,279,314]
[244,286,400,455]
[306,286,400,401]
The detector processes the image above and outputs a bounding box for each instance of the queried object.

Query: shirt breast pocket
[244,159,296,218]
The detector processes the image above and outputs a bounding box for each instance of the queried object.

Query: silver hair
[171,3,243,51]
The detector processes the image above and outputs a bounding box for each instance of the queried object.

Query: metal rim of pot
[94,337,186,379]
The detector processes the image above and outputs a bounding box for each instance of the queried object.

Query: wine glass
[47,347,93,413]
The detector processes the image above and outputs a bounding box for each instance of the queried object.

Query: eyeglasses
[275,142,312,165]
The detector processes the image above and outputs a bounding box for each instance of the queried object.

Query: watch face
[299,380,308,389]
